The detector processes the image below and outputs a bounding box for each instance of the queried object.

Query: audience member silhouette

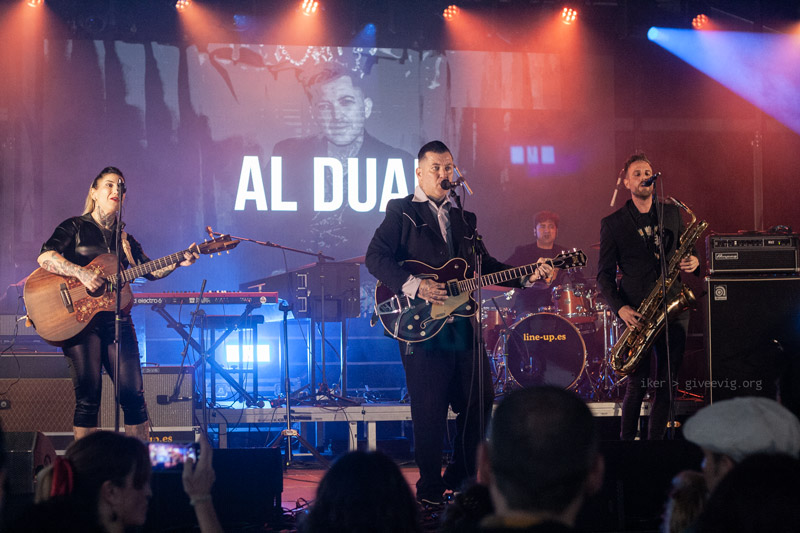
[297,450,421,533]
[695,453,800,533]
[683,396,800,493]
[5,431,221,533]
[476,386,604,531]
[660,470,706,533]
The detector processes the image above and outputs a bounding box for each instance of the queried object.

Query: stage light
[443,5,459,21]
[561,6,578,25]
[692,14,709,30]
[25,0,44,7]
[175,0,191,13]
[300,0,319,16]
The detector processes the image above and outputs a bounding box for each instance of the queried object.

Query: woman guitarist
[36,167,198,442]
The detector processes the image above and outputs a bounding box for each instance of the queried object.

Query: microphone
[118,177,126,195]
[441,180,456,190]
[641,172,662,187]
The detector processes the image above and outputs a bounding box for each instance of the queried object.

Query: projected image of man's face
[310,74,373,147]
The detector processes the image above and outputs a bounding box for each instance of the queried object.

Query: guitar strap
[120,231,136,266]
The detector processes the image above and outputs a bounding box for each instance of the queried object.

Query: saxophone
[611,197,708,376]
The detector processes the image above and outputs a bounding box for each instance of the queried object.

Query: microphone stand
[448,181,489,475]
[653,184,677,440]
[113,186,125,434]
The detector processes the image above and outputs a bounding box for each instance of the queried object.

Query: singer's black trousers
[620,311,689,440]
[399,317,494,501]
[62,312,148,427]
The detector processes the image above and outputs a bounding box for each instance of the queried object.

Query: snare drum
[493,313,587,391]
[551,283,595,324]
[482,307,515,351]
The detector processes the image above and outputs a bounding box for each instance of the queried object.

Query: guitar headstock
[554,249,587,269]
[197,234,240,256]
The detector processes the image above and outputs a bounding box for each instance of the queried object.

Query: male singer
[366,140,551,505]
[597,152,699,440]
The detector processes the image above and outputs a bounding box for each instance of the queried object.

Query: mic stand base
[269,429,330,469]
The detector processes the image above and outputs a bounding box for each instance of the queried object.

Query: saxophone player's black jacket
[597,199,698,316]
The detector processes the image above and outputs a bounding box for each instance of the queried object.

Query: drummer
[505,210,586,317]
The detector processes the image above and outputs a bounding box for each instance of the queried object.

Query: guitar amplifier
[706,232,799,275]
[100,366,194,430]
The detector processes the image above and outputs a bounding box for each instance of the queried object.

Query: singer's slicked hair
[83,166,124,215]
[620,152,651,180]
[418,140,451,162]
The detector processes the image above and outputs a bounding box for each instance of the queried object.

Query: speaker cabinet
[100,366,194,429]
[0,378,74,432]
[3,431,57,496]
[706,277,800,402]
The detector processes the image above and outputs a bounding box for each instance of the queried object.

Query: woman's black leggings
[62,312,148,427]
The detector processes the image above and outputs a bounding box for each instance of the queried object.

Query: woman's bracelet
[189,494,212,506]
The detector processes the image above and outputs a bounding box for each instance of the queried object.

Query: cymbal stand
[487,297,515,395]
[270,300,329,468]
[595,306,626,399]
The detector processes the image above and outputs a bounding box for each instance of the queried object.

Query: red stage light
[561,7,578,25]
[175,0,191,12]
[443,5,459,21]
[692,13,709,30]
[26,0,44,7]
[300,0,319,16]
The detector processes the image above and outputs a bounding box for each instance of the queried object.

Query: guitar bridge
[59,283,74,313]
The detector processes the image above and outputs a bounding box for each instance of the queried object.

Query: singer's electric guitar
[373,250,586,343]
[23,235,239,344]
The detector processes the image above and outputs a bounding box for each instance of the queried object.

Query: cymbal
[590,242,601,249]
[341,255,366,263]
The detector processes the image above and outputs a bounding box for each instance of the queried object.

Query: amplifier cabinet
[0,378,74,432]
[706,277,800,402]
[707,233,799,275]
[100,366,194,429]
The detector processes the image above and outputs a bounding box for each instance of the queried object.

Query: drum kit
[482,280,626,401]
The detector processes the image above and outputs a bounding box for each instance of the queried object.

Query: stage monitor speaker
[3,431,57,496]
[0,378,74,432]
[100,366,194,429]
[146,447,283,531]
[706,277,800,403]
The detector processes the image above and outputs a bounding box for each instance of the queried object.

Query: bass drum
[494,312,586,391]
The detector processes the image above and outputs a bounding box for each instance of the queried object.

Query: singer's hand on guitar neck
[417,278,447,304]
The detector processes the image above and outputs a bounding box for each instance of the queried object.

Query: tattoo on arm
[39,252,85,278]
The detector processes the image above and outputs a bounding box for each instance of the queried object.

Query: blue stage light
[649,27,800,135]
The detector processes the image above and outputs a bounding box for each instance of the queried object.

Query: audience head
[299,450,421,533]
[696,453,800,533]
[661,470,707,533]
[480,386,603,525]
[37,431,151,530]
[683,396,800,492]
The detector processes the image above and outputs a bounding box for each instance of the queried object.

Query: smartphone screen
[148,442,197,471]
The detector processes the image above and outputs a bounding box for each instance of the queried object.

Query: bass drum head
[501,312,586,391]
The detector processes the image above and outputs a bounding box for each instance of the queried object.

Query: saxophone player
[597,152,700,440]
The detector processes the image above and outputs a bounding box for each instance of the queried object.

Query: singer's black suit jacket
[366,194,521,296]
[597,199,693,315]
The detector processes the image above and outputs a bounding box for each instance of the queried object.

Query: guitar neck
[114,249,190,284]
[457,256,577,294]
[458,263,539,293]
